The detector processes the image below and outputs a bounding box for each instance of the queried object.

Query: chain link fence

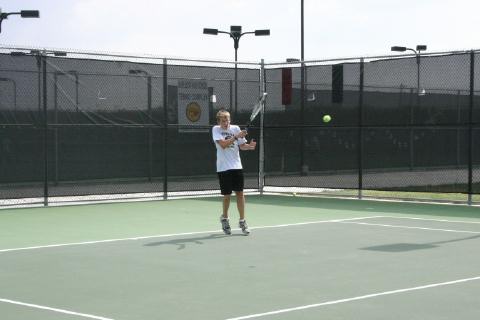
[0,46,479,206]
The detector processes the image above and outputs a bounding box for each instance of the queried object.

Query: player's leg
[235,191,245,219]
[222,194,231,219]
[232,170,249,235]
[218,171,233,234]
[231,169,245,218]
[237,193,250,235]
[220,195,232,235]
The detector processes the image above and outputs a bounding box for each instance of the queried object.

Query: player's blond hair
[216,109,231,123]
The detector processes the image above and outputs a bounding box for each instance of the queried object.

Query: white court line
[380,216,480,224]
[340,221,480,234]
[0,298,115,320]
[0,216,382,253]
[225,275,480,320]
[250,216,384,231]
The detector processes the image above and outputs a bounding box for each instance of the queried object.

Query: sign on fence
[177,79,209,132]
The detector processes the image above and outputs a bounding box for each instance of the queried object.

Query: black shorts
[217,169,244,195]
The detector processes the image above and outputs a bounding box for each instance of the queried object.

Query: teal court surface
[1,195,480,320]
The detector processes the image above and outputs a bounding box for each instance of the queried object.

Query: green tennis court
[1,195,480,320]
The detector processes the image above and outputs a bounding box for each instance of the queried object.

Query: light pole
[34,50,67,189]
[391,45,427,95]
[129,69,152,115]
[301,0,307,175]
[203,26,270,118]
[11,49,66,205]
[391,45,427,170]
[0,8,39,33]
[11,50,44,113]
[54,70,79,113]
[53,70,78,185]
[129,69,153,182]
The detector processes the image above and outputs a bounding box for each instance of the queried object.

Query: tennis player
[212,109,256,235]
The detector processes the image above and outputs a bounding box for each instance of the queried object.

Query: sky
[1,0,480,63]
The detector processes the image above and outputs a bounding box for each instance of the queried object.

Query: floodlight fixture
[391,45,427,56]
[0,8,39,33]
[203,28,218,35]
[202,24,270,117]
[20,10,39,18]
[254,29,270,36]
[391,46,407,52]
[230,25,242,36]
[390,44,428,96]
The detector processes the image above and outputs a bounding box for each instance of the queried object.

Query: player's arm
[216,129,247,149]
[239,139,256,151]
[216,135,237,149]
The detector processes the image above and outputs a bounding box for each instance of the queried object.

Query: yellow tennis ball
[323,114,332,123]
[292,192,297,196]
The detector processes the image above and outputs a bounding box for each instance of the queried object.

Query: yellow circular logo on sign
[186,102,201,122]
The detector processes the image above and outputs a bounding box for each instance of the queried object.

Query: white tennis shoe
[239,219,250,235]
[220,216,231,235]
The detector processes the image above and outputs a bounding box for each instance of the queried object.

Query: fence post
[147,74,153,182]
[456,89,461,168]
[300,60,306,175]
[358,58,364,199]
[259,59,266,195]
[163,58,168,200]
[409,88,415,170]
[229,80,233,112]
[42,52,49,206]
[468,51,474,205]
[53,72,59,186]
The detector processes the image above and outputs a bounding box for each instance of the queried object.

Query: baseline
[0,216,382,253]
[224,276,480,320]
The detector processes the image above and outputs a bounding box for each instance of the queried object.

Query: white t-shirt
[212,124,246,172]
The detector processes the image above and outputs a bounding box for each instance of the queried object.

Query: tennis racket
[245,92,268,130]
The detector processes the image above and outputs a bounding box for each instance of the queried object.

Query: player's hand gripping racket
[245,92,268,131]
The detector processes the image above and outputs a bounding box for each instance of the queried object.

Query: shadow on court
[143,233,244,250]
[361,234,480,252]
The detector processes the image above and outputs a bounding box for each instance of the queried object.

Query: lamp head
[20,10,39,18]
[391,46,407,52]
[255,29,270,36]
[230,25,242,37]
[203,28,218,35]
